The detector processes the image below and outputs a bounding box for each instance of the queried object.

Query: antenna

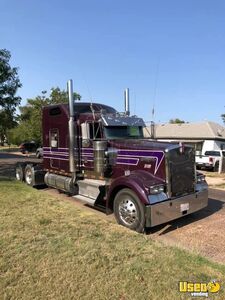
[151,57,160,122]
[81,71,93,103]
[133,89,137,116]
[150,58,160,139]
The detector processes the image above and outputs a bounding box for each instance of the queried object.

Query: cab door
[49,129,60,169]
[81,121,103,172]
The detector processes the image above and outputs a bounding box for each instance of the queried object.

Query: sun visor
[101,115,145,127]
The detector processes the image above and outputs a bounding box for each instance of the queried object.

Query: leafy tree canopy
[169,118,186,124]
[221,114,225,124]
[48,87,81,104]
[0,49,22,144]
[8,87,81,145]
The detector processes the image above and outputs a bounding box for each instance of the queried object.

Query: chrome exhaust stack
[93,140,107,176]
[150,121,155,139]
[124,88,130,116]
[67,79,76,173]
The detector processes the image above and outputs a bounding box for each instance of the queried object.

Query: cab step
[73,194,107,213]
[73,194,95,205]
[77,178,108,199]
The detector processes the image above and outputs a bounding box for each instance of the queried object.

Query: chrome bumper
[145,189,208,227]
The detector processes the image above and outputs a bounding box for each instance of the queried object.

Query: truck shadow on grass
[147,197,224,235]
[0,168,223,236]
[0,164,16,178]
[74,196,224,235]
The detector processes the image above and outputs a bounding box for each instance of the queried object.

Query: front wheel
[113,188,145,233]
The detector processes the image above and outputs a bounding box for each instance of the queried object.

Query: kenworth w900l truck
[16,80,208,232]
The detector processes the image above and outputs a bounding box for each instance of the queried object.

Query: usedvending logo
[179,280,220,297]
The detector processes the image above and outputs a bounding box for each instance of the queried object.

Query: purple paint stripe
[117,158,139,164]
[43,153,69,157]
[44,151,69,155]
[43,154,68,159]
[82,149,93,154]
[81,159,94,162]
[118,150,163,158]
[44,154,93,161]
[43,147,68,152]
[44,147,93,154]
[117,157,138,161]
[43,156,68,161]
[82,156,93,160]
[117,156,139,160]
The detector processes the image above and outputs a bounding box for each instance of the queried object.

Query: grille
[168,146,195,197]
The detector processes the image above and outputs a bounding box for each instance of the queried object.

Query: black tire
[214,161,219,172]
[15,164,25,181]
[113,188,145,233]
[24,164,34,186]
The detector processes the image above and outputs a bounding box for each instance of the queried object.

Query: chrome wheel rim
[118,197,138,226]
[25,170,32,185]
[16,169,21,180]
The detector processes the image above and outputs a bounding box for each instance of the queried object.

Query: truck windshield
[104,126,143,139]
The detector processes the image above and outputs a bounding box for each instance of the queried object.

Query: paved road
[1,152,225,263]
[0,152,25,159]
[0,152,40,177]
[149,188,225,263]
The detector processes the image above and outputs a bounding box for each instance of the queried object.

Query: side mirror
[81,122,91,148]
[81,122,90,139]
[51,140,58,148]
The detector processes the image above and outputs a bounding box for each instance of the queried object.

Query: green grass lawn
[0,179,224,300]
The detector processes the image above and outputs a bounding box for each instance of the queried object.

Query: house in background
[143,121,225,154]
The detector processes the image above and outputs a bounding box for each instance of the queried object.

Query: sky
[1,0,225,124]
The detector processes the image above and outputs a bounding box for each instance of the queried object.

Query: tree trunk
[0,132,5,146]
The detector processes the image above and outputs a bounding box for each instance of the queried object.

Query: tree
[0,49,22,144]
[9,87,81,145]
[221,114,225,124]
[49,87,81,104]
[169,118,186,124]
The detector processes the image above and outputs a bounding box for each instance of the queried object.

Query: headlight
[149,184,165,195]
[196,175,206,184]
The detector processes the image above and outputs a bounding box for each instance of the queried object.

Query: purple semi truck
[16,80,208,232]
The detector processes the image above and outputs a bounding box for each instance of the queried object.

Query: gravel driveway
[149,188,225,264]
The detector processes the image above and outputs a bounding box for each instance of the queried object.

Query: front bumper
[145,189,208,227]
[196,162,213,169]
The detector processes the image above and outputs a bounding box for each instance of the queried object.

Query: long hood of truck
[109,139,176,151]
[109,139,175,179]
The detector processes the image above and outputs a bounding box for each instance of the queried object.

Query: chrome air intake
[93,140,107,176]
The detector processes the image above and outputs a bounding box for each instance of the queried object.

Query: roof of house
[144,121,225,140]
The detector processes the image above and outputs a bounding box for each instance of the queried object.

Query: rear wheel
[24,164,34,186]
[15,164,25,181]
[214,161,219,172]
[113,188,145,233]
